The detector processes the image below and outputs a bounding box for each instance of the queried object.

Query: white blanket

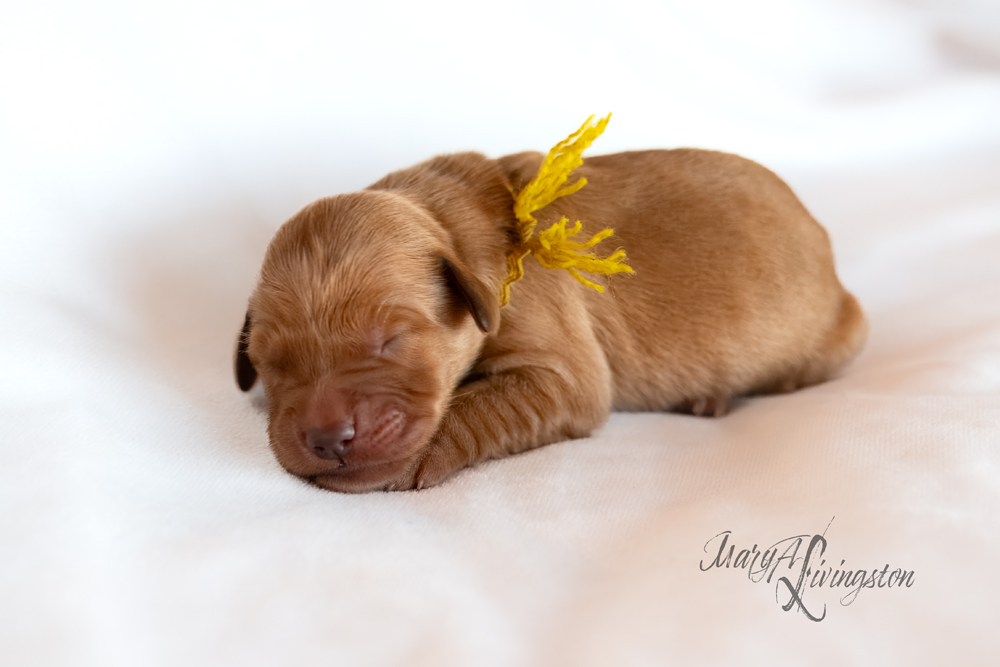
[3,1,999,664]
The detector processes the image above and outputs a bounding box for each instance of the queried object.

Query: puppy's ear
[441,257,498,334]
[234,312,258,391]
[496,151,545,194]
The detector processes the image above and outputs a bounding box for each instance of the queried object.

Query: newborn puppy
[235,147,866,492]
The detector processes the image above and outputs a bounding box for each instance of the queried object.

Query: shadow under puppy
[235,121,867,493]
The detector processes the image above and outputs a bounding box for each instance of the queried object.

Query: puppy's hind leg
[761,291,869,395]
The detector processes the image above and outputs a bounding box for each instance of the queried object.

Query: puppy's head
[236,189,502,492]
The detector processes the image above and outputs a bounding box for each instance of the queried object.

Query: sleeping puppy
[235,147,867,493]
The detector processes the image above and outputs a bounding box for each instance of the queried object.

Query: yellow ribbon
[500,114,633,306]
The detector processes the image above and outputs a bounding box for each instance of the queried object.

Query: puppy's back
[500,149,865,410]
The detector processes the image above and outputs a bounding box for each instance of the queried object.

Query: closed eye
[379,333,403,356]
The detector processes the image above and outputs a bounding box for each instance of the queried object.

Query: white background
[2,1,999,665]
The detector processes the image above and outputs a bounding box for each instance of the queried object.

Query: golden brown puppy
[235,148,866,493]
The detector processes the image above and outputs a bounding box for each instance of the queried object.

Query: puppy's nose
[305,422,355,460]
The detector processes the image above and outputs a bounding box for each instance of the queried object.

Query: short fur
[236,148,867,493]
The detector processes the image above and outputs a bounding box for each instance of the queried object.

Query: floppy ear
[234,311,257,391]
[441,257,499,334]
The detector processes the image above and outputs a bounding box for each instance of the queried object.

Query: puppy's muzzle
[289,385,414,475]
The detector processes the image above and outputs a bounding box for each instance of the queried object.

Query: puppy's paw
[384,443,466,491]
[413,443,467,490]
[677,392,730,418]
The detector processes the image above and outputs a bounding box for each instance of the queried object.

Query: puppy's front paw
[414,443,469,490]
[383,441,466,491]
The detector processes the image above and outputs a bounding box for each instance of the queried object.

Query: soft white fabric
[2,1,999,665]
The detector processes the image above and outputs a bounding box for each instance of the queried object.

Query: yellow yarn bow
[500,114,633,306]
